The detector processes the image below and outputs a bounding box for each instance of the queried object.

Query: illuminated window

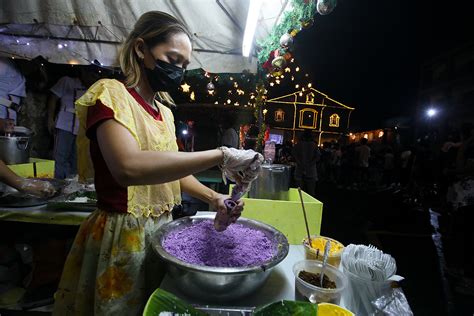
[275,108,285,122]
[299,108,318,129]
[306,92,315,104]
[329,114,340,127]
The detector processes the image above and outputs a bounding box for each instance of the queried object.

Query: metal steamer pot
[249,163,291,200]
[0,127,32,164]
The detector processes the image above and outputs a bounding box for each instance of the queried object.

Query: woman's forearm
[180,175,218,204]
[97,119,224,187]
[113,150,223,186]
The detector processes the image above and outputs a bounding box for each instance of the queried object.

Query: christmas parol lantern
[317,0,337,15]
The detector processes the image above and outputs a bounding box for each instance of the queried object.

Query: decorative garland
[253,0,337,151]
[257,0,316,66]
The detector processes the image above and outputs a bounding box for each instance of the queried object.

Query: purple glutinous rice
[162,220,274,267]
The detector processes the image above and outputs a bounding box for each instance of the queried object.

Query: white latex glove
[19,179,56,198]
[218,147,264,185]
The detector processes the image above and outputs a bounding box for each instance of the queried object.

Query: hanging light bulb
[295,67,300,72]
[270,82,275,86]
[233,82,238,88]
[214,101,219,104]
[280,74,285,79]
[275,79,281,84]
[227,99,232,104]
[291,76,295,81]
[295,84,300,89]
[285,67,291,73]
[299,92,303,96]
[308,83,312,88]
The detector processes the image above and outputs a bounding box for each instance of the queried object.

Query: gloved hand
[19,179,56,198]
[218,147,263,185]
[210,193,244,232]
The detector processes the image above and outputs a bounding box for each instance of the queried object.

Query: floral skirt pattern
[53,210,172,315]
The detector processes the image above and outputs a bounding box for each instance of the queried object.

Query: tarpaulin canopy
[0,0,290,73]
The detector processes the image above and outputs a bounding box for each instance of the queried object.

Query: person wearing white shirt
[0,57,26,124]
[47,69,89,179]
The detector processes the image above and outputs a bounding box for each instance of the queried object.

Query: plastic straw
[297,187,312,248]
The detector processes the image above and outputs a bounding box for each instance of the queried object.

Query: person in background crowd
[445,123,474,296]
[383,146,395,187]
[292,130,320,196]
[329,142,342,184]
[0,57,26,124]
[220,112,240,149]
[355,137,371,188]
[400,145,415,188]
[47,66,99,179]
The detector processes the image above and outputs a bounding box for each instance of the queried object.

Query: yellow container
[303,236,344,268]
[318,303,354,316]
[7,158,55,178]
[230,186,323,245]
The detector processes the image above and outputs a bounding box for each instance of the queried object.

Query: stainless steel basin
[152,214,289,302]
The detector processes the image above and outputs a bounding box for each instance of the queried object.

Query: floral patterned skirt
[53,209,172,315]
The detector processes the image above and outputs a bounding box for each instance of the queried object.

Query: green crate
[230,186,323,245]
[7,158,55,178]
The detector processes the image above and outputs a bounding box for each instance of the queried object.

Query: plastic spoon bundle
[341,244,397,315]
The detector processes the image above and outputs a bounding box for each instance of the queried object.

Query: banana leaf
[144,289,317,316]
[143,288,207,316]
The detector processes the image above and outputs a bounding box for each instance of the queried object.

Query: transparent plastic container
[303,236,344,268]
[293,260,347,305]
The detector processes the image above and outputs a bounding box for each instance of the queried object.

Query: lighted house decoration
[264,88,355,144]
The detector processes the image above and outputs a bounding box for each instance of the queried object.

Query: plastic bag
[371,287,413,316]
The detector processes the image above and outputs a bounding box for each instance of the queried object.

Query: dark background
[293,0,474,130]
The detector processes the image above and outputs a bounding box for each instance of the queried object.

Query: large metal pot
[0,135,31,164]
[249,164,291,200]
[153,214,289,302]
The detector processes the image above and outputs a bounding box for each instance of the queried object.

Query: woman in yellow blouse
[53,11,262,315]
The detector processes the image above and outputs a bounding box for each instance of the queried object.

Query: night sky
[293,0,474,130]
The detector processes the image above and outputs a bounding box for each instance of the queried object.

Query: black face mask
[144,58,185,92]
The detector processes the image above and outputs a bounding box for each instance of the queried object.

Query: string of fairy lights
[172,56,315,108]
